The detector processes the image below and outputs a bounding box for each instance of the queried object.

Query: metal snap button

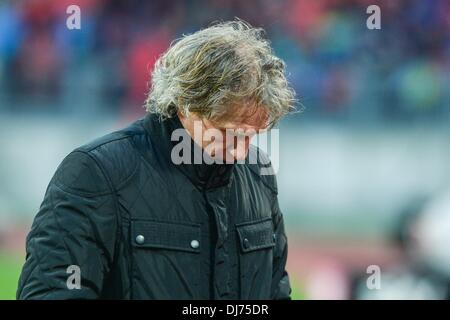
[190,239,200,249]
[243,238,250,249]
[135,235,145,244]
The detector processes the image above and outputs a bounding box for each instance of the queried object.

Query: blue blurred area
[0,0,449,121]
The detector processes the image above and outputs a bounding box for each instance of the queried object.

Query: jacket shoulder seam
[83,134,143,192]
[80,131,143,153]
[54,150,116,196]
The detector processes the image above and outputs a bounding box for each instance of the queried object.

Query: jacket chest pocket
[130,219,201,299]
[236,217,276,300]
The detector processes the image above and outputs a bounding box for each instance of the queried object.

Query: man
[17,20,295,300]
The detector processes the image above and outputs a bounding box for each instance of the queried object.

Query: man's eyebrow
[221,126,268,134]
[212,118,269,130]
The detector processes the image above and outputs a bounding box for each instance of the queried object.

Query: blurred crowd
[0,0,449,121]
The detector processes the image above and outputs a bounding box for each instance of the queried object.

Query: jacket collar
[142,112,234,190]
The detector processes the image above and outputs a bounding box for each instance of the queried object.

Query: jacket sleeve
[271,195,292,300]
[17,150,118,300]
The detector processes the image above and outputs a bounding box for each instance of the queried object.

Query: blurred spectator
[0,0,448,121]
[350,193,450,299]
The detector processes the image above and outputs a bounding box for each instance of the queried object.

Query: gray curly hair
[144,19,296,126]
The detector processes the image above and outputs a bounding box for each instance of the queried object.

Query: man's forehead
[216,105,269,128]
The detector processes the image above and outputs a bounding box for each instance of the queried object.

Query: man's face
[178,106,270,163]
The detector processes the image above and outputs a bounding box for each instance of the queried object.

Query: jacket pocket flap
[236,218,275,253]
[131,220,201,253]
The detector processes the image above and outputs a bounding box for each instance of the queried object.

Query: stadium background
[1,0,450,299]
